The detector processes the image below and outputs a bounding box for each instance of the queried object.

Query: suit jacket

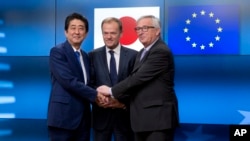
[89,46,137,131]
[112,39,179,132]
[47,40,97,130]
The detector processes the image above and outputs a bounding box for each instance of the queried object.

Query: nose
[107,33,112,38]
[75,29,80,34]
[136,30,143,36]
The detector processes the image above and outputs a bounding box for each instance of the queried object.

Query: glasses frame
[134,26,155,32]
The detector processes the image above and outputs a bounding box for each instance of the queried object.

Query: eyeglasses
[134,26,155,32]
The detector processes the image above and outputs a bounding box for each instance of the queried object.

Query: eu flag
[168,5,239,55]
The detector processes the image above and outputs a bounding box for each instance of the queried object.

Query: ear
[155,28,161,36]
[119,32,123,38]
[64,30,67,37]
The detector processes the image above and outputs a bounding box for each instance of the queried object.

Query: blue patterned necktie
[109,50,118,86]
[75,51,81,64]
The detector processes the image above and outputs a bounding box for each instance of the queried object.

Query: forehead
[69,19,85,26]
[102,22,119,31]
[137,18,152,25]
[103,21,119,27]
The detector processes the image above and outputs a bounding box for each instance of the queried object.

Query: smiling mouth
[106,40,114,43]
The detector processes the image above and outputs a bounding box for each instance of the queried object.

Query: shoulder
[89,46,105,54]
[50,41,75,59]
[51,41,70,52]
[121,46,138,54]
[153,39,172,52]
[50,43,64,55]
[81,50,88,57]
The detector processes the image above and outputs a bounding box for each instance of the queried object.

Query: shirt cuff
[109,88,114,98]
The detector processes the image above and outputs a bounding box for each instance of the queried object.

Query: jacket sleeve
[112,44,171,99]
[49,47,97,102]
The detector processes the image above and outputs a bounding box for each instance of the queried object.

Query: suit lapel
[81,50,90,82]
[64,41,83,75]
[132,48,144,72]
[118,47,127,80]
[100,47,111,80]
[132,39,161,73]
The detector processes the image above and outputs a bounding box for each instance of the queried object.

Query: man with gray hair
[97,15,179,141]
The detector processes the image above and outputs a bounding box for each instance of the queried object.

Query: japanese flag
[94,7,160,51]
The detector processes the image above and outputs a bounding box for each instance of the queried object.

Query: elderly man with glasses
[97,15,179,141]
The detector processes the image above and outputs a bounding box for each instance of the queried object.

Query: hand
[108,98,126,109]
[95,97,110,108]
[96,96,126,109]
[97,85,111,96]
[96,92,109,105]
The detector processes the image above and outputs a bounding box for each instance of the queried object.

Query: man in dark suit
[89,17,137,141]
[47,12,104,141]
[97,15,179,141]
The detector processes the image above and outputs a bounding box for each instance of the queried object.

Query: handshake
[96,85,126,109]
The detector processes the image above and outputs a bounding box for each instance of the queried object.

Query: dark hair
[64,12,89,32]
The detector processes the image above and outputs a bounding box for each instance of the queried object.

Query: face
[136,18,160,47]
[102,21,122,49]
[65,19,87,49]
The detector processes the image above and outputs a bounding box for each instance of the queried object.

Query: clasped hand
[96,85,125,109]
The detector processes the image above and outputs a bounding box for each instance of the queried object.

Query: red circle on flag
[119,16,137,45]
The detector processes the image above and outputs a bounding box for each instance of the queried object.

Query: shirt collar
[143,37,159,51]
[106,44,121,55]
[72,46,81,52]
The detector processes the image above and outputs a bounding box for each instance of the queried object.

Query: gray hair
[137,15,161,29]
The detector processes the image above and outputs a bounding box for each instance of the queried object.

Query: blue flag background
[168,5,239,55]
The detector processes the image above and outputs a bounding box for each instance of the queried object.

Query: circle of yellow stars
[183,10,223,50]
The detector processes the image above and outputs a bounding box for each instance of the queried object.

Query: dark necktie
[75,51,85,83]
[109,50,118,86]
